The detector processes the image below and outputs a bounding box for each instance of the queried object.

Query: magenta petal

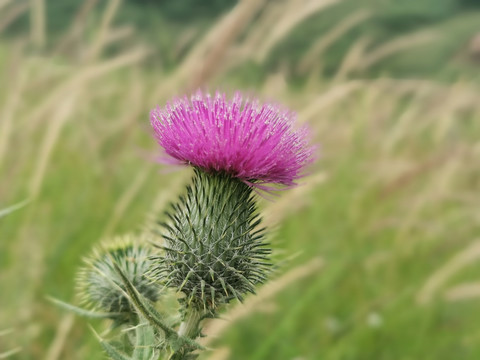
[150,90,316,188]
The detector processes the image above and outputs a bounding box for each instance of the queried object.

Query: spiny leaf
[114,265,205,354]
[100,342,132,360]
[89,325,132,360]
[113,262,176,337]
[46,296,123,319]
[132,317,156,360]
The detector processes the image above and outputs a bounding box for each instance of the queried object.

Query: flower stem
[169,308,204,360]
[178,307,202,339]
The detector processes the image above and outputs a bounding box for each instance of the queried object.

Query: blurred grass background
[1,0,480,359]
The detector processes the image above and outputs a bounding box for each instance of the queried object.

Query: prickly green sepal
[151,168,271,312]
[47,296,124,319]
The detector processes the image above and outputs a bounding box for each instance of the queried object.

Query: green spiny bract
[151,168,271,312]
[76,236,161,325]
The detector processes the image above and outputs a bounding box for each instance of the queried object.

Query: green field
[1,1,480,359]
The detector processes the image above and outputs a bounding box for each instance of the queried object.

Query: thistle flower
[148,91,315,352]
[150,90,315,189]
[76,236,160,325]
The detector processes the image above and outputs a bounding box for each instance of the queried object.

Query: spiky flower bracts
[151,169,270,312]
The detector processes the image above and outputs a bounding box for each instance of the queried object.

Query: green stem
[170,308,203,359]
[178,307,202,339]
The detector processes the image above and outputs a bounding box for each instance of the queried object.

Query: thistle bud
[76,236,160,324]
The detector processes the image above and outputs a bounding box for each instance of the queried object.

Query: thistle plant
[52,90,315,360]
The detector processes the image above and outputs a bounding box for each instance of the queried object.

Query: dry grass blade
[378,85,434,155]
[29,0,46,48]
[28,47,150,130]
[444,282,480,302]
[261,72,288,98]
[0,0,12,11]
[0,329,15,337]
[255,0,342,62]
[0,44,25,167]
[172,26,199,60]
[201,257,324,347]
[155,0,268,97]
[357,30,437,71]
[264,173,327,227]
[0,2,29,33]
[333,36,371,81]
[54,0,99,55]
[379,153,450,197]
[45,314,75,360]
[0,329,21,359]
[149,171,191,215]
[370,78,468,95]
[236,1,286,58]
[101,166,153,237]
[393,154,463,246]
[298,80,364,124]
[85,0,121,62]
[0,199,30,218]
[0,348,22,359]
[207,347,231,360]
[417,240,480,304]
[187,0,268,89]
[104,25,134,45]
[298,10,371,74]
[29,92,78,197]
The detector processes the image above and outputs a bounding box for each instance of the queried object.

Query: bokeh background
[1,0,480,359]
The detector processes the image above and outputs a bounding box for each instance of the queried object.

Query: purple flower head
[150,90,316,189]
